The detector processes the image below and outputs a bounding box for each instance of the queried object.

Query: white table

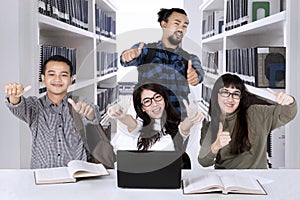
[0,166,299,200]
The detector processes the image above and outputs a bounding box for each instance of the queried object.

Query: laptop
[116,150,182,189]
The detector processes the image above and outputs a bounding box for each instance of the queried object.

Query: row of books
[202,50,221,75]
[226,0,282,31]
[202,0,283,38]
[97,86,119,117]
[95,6,116,39]
[96,51,118,77]
[38,0,89,31]
[201,84,212,109]
[39,44,77,93]
[226,46,286,88]
[202,10,224,39]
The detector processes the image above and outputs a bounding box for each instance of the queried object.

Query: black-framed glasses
[218,89,242,100]
[141,94,163,107]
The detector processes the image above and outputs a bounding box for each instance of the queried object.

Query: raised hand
[180,99,205,135]
[211,122,231,154]
[5,83,31,97]
[183,99,205,125]
[4,83,32,105]
[121,42,144,63]
[107,99,131,119]
[267,88,294,105]
[68,98,95,121]
[187,60,199,86]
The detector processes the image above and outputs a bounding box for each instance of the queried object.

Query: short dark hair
[41,55,73,76]
[157,8,187,25]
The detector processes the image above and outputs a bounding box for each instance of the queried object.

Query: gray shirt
[5,94,101,169]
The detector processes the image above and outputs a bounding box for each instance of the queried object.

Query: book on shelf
[38,0,89,30]
[182,173,267,195]
[34,160,109,185]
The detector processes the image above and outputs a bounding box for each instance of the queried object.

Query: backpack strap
[68,95,116,168]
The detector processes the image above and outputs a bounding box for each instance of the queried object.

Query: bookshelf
[198,0,300,168]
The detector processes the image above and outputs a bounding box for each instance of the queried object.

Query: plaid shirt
[5,94,101,169]
[120,41,204,119]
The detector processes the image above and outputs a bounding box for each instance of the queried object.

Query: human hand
[187,60,199,86]
[5,83,31,97]
[180,99,205,135]
[121,42,144,63]
[267,88,294,105]
[4,83,32,104]
[183,99,205,125]
[211,123,231,154]
[68,98,95,121]
[107,99,131,119]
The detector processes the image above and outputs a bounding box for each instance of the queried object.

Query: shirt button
[59,125,62,128]
[58,154,61,156]
[58,139,61,142]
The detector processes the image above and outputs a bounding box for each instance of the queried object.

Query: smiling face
[161,12,189,47]
[141,89,165,119]
[41,61,73,100]
[217,87,241,114]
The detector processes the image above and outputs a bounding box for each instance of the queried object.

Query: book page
[34,167,75,184]
[183,173,224,194]
[67,160,109,178]
[220,174,266,194]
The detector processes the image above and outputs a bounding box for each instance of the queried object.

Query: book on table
[182,172,267,195]
[34,160,109,185]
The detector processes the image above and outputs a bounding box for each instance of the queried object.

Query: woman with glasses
[108,82,204,168]
[198,73,297,169]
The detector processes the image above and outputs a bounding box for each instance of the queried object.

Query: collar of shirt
[157,40,182,54]
[43,94,69,108]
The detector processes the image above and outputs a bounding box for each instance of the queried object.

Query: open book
[34,160,109,185]
[182,173,267,195]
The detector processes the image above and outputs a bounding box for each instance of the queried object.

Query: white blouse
[111,119,177,153]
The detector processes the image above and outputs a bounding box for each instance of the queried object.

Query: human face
[41,61,73,98]
[141,89,165,119]
[161,12,189,46]
[217,87,241,114]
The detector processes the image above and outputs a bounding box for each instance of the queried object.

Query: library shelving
[198,0,300,168]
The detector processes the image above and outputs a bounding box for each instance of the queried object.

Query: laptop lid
[117,150,182,189]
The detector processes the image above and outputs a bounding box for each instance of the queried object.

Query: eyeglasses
[218,89,242,100]
[141,94,163,107]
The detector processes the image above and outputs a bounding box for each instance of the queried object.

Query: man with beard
[120,8,204,120]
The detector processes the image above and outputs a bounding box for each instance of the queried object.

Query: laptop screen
[117,150,182,189]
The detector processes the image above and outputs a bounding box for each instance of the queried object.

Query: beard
[168,31,183,46]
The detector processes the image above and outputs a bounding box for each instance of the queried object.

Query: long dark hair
[133,83,181,150]
[209,74,253,155]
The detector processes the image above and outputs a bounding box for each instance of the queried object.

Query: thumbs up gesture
[267,88,294,105]
[68,98,95,121]
[211,123,231,154]
[4,82,32,105]
[180,99,205,135]
[121,42,144,63]
[187,60,199,86]
[107,99,131,120]
[183,99,205,125]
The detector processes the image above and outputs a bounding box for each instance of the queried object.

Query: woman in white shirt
[108,82,204,168]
